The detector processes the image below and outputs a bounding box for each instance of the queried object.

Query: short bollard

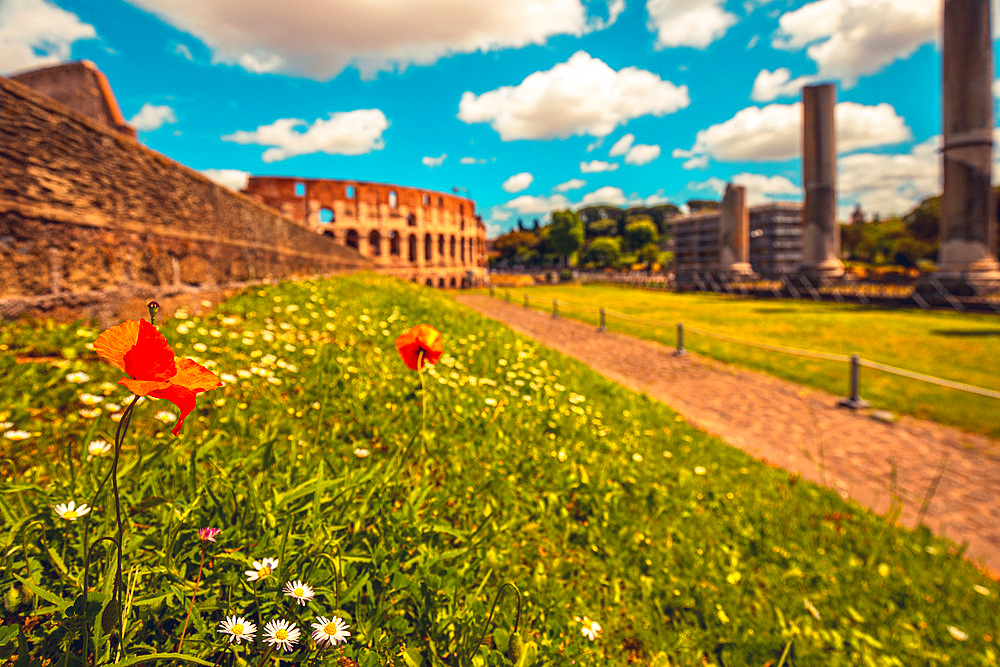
[552,299,559,318]
[489,286,495,298]
[523,294,529,309]
[673,322,686,356]
[838,354,870,409]
[505,290,511,303]
[598,308,607,332]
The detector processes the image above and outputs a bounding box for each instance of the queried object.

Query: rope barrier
[494,288,1000,402]
[857,359,1000,400]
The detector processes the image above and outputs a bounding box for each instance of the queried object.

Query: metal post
[673,322,686,356]
[523,294,529,309]
[505,290,510,303]
[837,354,870,409]
[598,307,607,332]
[552,299,559,318]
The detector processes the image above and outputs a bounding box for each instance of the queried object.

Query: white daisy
[88,440,112,456]
[3,430,30,441]
[78,408,102,419]
[65,371,90,384]
[218,615,256,644]
[54,501,91,520]
[79,393,103,406]
[283,580,315,605]
[154,411,177,423]
[0,422,12,430]
[245,557,279,581]
[353,448,370,458]
[575,616,601,641]
[263,619,300,652]
[310,616,351,646]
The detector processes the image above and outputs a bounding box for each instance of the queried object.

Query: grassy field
[483,283,1000,438]
[1,274,998,665]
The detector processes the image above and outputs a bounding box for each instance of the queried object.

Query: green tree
[637,242,661,269]
[587,219,618,237]
[492,230,539,263]
[582,236,621,268]
[623,217,659,251]
[687,199,720,213]
[549,209,585,266]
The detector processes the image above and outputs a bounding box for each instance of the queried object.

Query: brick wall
[0,74,372,320]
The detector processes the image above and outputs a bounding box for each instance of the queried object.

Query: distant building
[674,202,803,275]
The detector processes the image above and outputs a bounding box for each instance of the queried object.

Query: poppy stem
[110,394,139,660]
[470,581,522,660]
[417,351,428,454]
[177,541,206,652]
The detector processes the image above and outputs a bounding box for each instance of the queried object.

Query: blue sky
[0,0,979,236]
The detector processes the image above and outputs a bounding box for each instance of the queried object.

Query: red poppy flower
[94,319,221,435]
[394,324,443,371]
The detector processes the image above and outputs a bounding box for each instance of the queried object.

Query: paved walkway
[457,294,1000,575]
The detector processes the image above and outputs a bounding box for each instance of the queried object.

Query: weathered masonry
[0,65,371,320]
[243,177,488,288]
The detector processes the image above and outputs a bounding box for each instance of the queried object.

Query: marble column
[800,83,844,277]
[936,0,1000,279]
[718,183,753,273]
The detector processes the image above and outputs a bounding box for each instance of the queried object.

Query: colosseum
[243,177,488,288]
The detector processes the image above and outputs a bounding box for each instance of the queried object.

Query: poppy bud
[507,630,523,662]
[147,301,161,325]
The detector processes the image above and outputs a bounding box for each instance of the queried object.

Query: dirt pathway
[457,294,1000,575]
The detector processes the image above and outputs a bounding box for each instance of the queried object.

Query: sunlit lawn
[482,283,1000,438]
[1,274,997,666]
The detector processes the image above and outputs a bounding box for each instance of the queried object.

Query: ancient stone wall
[244,176,488,288]
[0,74,372,320]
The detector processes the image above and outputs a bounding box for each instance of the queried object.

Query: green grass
[484,283,1000,438]
[1,274,998,666]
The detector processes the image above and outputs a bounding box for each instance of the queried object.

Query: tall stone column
[800,83,844,277]
[936,0,1000,280]
[718,183,753,273]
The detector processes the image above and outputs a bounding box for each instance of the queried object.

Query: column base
[798,259,845,279]
[720,262,755,274]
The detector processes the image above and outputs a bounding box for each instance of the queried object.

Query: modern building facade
[674,202,804,275]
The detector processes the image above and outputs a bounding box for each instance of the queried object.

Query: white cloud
[688,173,799,206]
[127,0,588,79]
[129,103,178,132]
[223,110,389,162]
[554,178,586,192]
[646,0,738,49]
[625,143,661,165]
[581,185,626,206]
[773,0,936,86]
[422,154,447,168]
[502,172,535,193]
[608,133,634,156]
[458,51,689,140]
[460,156,486,164]
[580,160,619,173]
[174,42,194,61]
[838,135,940,217]
[499,193,572,215]
[679,101,911,164]
[200,168,251,192]
[750,67,818,102]
[0,0,96,74]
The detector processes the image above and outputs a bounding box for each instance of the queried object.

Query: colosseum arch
[242,177,488,287]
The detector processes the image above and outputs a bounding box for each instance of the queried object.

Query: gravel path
[457,294,1000,576]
